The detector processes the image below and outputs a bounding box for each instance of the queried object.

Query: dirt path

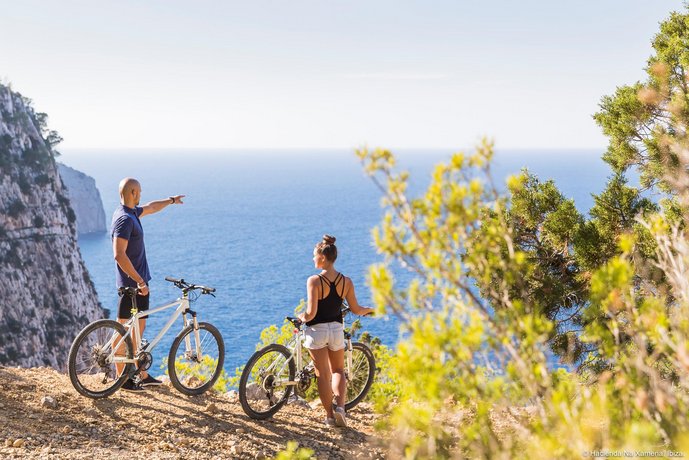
[0,366,386,459]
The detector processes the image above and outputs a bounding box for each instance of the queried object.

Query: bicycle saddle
[118,286,139,298]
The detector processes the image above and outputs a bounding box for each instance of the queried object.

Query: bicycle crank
[137,352,153,371]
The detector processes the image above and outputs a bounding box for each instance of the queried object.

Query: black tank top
[306,273,345,326]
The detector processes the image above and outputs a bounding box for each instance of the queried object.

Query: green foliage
[359,141,556,457]
[593,9,689,192]
[498,171,588,363]
[160,356,231,393]
[359,134,689,457]
[272,441,314,460]
[358,328,400,408]
[0,83,62,162]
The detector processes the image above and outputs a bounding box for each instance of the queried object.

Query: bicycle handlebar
[164,276,216,294]
[340,304,374,317]
[286,316,303,327]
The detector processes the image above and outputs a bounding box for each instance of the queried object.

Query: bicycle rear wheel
[239,343,295,419]
[68,319,133,399]
[345,342,376,411]
[168,322,225,395]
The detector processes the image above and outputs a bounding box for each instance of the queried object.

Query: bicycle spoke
[200,331,212,351]
[69,321,130,397]
[345,346,374,408]
[171,325,222,391]
[241,347,293,416]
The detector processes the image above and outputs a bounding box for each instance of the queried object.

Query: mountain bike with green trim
[238,305,376,419]
[68,277,224,399]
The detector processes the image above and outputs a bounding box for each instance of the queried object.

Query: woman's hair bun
[322,234,336,245]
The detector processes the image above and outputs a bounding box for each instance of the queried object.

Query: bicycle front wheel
[68,319,133,399]
[345,342,376,411]
[239,343,295,420]
[168,322,225,395]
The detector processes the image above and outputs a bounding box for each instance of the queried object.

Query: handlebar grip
[165,276,181,283]
[206,287,216,293]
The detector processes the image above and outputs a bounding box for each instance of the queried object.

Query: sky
[0,1,682,150]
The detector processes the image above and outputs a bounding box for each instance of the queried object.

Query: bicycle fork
[182,309,202,362]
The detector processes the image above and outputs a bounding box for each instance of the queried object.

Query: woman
[298,235,374,427]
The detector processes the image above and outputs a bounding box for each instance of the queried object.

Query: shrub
[18,173,31,195]
[159,356,232,393]
[358,139,689,458]
[7,199,26,218]
[34,174,51,186]
[273,441,313,460]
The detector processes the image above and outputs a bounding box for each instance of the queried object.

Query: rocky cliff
[0,84,107,368]
[57,163,106,234]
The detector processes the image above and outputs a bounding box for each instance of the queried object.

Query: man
[111,177,185,391]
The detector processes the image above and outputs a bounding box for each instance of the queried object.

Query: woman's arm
[344,278,374,316]
[299,275,320,322]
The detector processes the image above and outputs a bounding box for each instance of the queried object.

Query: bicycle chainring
[137,352,153,371]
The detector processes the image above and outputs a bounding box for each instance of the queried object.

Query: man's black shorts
[117,291,150,319]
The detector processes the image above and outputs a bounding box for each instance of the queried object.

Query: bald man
[111,177,185,392]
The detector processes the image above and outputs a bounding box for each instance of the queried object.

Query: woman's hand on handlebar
[361,307,374,317]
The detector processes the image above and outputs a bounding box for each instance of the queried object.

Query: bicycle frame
[266,324,353,388]
[108,294,201,366]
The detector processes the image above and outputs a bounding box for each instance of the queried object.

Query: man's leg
[138,318,148,378]
[114,318,127,377]
[114,293,131,377]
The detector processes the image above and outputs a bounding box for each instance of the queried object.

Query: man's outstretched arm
[140,195,185,217]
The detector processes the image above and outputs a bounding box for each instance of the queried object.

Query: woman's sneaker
[324,417,336,427]
[120,379,145,392]
[333,406,347,427]
[140,375,163,387]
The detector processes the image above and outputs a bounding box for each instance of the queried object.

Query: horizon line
[61,146,607,152]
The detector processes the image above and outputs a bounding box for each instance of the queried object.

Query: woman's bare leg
[328,348,346,408]
[309,347,334,418]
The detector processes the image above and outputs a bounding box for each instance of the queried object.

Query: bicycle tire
[68,319,133,399]
[168,322,225,396]
[239,343,295,420]
[345,342,376,411]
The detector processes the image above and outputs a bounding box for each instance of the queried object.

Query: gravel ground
[0,366,386,459]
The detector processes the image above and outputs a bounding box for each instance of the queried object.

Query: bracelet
[169,196,175,204]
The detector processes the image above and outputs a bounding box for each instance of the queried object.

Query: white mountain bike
[238,305,376,419]
[68,277,224,399]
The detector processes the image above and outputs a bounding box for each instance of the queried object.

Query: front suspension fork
[182,310,202,361]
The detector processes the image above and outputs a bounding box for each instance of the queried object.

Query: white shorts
[303,321,345,351]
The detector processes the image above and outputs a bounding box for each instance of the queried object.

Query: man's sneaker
[140,375,163,387]
[324,417,336,427]
[120,379,145,393]
[333,406,347,427]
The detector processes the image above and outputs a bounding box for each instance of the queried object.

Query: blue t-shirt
[111,205,151,288]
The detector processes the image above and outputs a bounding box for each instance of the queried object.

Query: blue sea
[61,149,612,375]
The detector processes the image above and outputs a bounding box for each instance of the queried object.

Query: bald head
[119,177,141,206]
